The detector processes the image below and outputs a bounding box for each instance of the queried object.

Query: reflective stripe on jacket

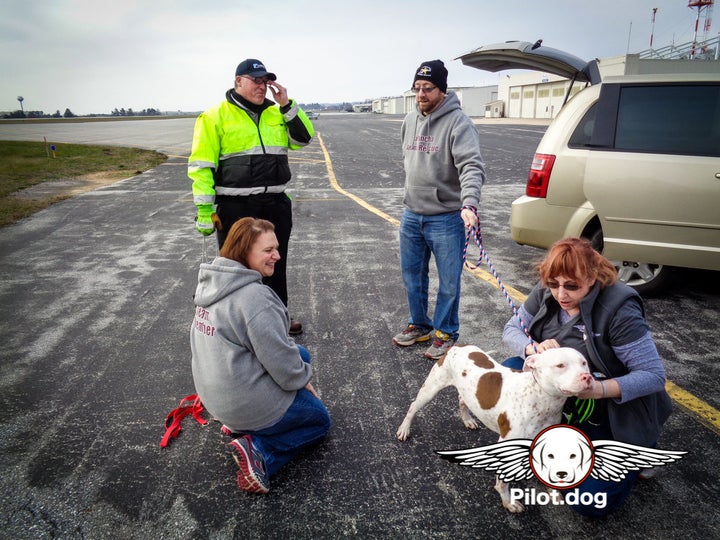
[188,92,314,205]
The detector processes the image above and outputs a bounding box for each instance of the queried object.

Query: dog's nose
[556,471,567,479]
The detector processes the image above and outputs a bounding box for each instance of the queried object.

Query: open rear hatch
[457,40,601,85]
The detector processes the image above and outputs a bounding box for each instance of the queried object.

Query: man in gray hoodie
[392,59,486,360]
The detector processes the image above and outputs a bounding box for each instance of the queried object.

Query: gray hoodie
[190,257,312,432]
[400,91,485,215]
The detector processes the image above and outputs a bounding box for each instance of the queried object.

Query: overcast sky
[1,0,712,115]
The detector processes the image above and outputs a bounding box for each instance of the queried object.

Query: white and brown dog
[396,345,593,512]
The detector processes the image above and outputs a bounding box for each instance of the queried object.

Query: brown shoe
[289,319,303,336]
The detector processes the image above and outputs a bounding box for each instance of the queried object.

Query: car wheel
[614,261,672,296]
[585,229,672,296]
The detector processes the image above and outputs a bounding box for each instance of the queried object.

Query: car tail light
[525,153,556,198]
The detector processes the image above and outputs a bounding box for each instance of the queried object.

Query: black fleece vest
[527,283,672,446]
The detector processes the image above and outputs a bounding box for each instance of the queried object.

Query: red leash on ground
[160,394,208,448]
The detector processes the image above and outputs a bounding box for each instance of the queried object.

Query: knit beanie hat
[413,60,448,93]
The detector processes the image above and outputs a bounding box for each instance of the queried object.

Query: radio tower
[688,0,714,59]
[650,7,658,48]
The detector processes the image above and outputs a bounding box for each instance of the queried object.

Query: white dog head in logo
[530,425,594,489]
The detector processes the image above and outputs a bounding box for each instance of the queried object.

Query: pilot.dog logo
[437,424,686,489]
[530,425,594,489]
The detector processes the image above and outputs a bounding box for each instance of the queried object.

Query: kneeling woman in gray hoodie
[191,217,331,494]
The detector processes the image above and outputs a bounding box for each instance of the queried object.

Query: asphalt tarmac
[0,115,718,539]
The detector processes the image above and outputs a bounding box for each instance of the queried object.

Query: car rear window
[614,84,720,157]
[568,102,598,148]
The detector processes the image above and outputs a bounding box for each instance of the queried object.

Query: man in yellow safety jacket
[188,59,314,335]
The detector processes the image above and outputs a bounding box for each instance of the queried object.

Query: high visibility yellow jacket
[188,90,314,206]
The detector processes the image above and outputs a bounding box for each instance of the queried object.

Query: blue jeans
[399,209,465,340]
[246,346,331,478]
[502,356,525,370]
[564,421,639,517]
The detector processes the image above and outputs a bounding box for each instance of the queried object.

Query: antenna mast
[650,7,658,48]
[688,0,715,58]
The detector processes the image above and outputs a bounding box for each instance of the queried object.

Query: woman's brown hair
[219,217,275,267]
[537,237,617,288]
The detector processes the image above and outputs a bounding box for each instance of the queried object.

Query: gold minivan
[460,41,720,294]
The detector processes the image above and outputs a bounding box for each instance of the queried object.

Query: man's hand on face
[267,81,289,107]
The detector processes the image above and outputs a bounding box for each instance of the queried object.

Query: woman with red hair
[503,237,672,516]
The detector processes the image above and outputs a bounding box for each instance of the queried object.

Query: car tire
[585,229,673,296]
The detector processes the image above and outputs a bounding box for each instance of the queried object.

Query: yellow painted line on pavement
[316,131,720,436]
[290,156,326,164]
[665,381,720,434]
[317,133,399,227]
[464,265,529,300]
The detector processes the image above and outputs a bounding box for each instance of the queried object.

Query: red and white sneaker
[227,435,269,494]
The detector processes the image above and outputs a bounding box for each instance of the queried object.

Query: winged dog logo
[437,424,686,490]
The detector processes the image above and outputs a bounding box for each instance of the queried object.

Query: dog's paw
[396,425,410,441]
[503,500,526,513]
[497,480,525,513]
[458,399,478,430]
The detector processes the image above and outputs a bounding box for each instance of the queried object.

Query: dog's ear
[523,354,537,372]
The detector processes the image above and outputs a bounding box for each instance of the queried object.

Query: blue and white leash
[461,205,537,354]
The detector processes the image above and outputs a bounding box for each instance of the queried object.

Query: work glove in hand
[211,212,222,232]
[195,204,216,236]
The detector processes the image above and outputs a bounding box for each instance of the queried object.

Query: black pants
[215,193,292,306]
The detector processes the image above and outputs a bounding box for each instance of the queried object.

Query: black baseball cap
[235,59,277,80]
